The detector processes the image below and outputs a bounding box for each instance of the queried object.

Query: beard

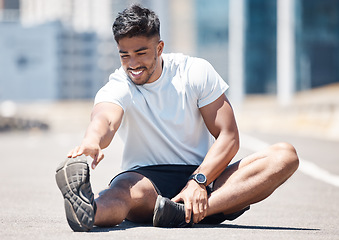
[127,56,159,85]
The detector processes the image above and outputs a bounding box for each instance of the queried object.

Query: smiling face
[118,36,164,85]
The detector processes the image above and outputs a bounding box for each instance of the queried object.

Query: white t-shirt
[95,53,229,170]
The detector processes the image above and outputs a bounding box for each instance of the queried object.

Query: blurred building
[0,0,20,22]
[19,0,113,37]
[296,0,339,90]
[0,0,115,101]
[0,0,338,102]
[195,0,339,95]
[245,0,277,94]
[247,0,339,94]
[195,0,229,83]
[0,21,103,101]
[0,22,63,100]
[0,0,171,101]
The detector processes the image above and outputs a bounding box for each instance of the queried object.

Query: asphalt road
[0,129,338,240]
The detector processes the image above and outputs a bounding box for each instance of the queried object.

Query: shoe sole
[55,155,95,232]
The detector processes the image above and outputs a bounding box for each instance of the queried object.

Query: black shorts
[110,164,250,224]
[110,164,210,198]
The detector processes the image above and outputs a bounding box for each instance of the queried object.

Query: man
[56,5,299,232]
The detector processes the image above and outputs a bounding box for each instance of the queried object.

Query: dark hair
[112,4,160,43]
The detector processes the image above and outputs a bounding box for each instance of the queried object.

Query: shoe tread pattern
[55,156,95,232]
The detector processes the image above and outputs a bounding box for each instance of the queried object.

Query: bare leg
[94,172,158,227]
[206,142,299,216]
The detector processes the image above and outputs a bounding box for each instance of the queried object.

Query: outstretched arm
[172,93,239,223]
[67,102,124,169]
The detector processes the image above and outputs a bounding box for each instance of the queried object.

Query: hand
[67,139,104,169]
[171,180,208,224]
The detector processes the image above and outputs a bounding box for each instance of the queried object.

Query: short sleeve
[94,69,132,111]
[187,58,229,108]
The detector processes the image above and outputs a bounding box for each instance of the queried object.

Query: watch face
[195,173,206,184]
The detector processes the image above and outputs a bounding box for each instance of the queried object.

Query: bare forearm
[67,103,123,168]
[195,132,239,185]
[83,115,114,149]
[83,103,123,149]
[173,132,239,223]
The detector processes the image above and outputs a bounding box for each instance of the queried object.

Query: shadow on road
[90,221,153,232]
[90,220,320,232]
[197,223,320,231]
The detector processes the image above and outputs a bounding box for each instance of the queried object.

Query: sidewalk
[235,83,339,141]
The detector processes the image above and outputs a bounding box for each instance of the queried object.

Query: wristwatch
[189,173,207,186]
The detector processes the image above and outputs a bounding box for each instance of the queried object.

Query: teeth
[131,70,142,75]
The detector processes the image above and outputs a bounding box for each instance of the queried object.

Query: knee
[109,173,155,201]
[96,180,131,208]
[108,176,137,199]
[270,142,299,174]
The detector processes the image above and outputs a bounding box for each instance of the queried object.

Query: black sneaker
[153,195,193,228]
[55,155,96,232]
[198,206,250,224]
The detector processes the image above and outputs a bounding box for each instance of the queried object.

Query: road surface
[0,128,338,240]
